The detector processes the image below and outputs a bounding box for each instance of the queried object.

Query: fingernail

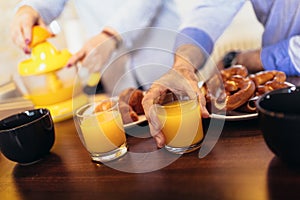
[23,48,30,54]
[25,39,30,45]
[155,136,164,148]
[66,63,72,68]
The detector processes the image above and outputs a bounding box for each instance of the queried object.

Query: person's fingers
[142,84,167,119]
[200,103,210,118]
[66,51,85,67]
[142,84,167,148]
[196,91,210,118]
[10,19,29,52]
[182,70,210,118]
[216,60,225,70]
[21,25,33,54]
[194,85,210,118]
[11,6,38,52]
[81,51,104,72]
[11,27,28,53]
[148,119,165,148]
[153,132,165,148]
[21,23,33,45]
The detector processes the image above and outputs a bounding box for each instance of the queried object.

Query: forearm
[179,0,245,46]
[174,0,245,68]
[173,44,206,72]
[16,0,68,24]
[261,36,300,76]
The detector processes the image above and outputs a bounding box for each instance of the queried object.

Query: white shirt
[18,0,181,93]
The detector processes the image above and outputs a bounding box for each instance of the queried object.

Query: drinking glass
[154,92,204,154]
[75,98,127,163]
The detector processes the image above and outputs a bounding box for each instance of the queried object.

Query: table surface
[1,77,300,200]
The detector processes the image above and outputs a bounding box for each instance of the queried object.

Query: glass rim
[154,91,198,109]
[0,108,50,132]
[75,98,119,118]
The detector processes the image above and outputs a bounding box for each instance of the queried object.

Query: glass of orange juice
[74,98,127,163]
[154,92,204,154]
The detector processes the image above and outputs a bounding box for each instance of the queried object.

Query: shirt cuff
[261,39,300,76]
[174,27,214,55]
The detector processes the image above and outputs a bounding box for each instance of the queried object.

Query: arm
[261,36,300,76]
[11,0,68,53]
[223,36,300,76]
[16,0,68,25]
[104,0,163,47]
[177,0,245,56]
[67,0,164,70]
[142,0,246,148]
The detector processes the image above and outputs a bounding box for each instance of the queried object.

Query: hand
[66,28,120,73]
[235,49,263,73]
[217,49,264,73]
[11,5,48,54]
[142,60,210,148]
[216,51,240,70]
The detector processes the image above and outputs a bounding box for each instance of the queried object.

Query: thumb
[149,123,165,148]
[148,105,165,148]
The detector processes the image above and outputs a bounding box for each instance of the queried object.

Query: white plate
[208,82,295,121]
[210,111,258,121]
[123,115,147,129]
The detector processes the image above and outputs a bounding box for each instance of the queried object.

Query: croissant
[118,88,144,114]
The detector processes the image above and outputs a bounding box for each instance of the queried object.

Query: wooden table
[1,77,300,200]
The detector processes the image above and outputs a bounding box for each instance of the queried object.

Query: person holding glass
[142,0,300,148]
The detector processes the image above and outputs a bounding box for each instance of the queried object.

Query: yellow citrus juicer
[18,26,88,122]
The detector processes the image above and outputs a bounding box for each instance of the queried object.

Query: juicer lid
[18,42,72,76]
[18,26,72,76]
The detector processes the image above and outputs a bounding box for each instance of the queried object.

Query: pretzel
[218,65,255,111]
[213,66,290,113]
[256,81,291,96]
[249,70,286,86]
[249,70,288,96]
[224,75,256,111]
[221,64,248,80]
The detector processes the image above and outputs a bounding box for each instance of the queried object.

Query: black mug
[0,108,55,165]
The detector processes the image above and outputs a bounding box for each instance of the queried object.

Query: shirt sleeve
[16,0,68,25]
[104,0,163,47]
[175,0,245,55]
[261,35,300,76]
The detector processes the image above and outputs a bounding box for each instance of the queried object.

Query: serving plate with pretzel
[202,65,294,121]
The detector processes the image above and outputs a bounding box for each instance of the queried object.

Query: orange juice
[29,83,75,105]
[28,71,83,106]
[80,110,126,153]
[157,100,203,148]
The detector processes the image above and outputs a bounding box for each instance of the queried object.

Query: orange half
[29,26,53,48]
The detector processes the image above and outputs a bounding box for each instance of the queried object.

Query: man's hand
[142,61,209,148]
[235,49,263,73]
[217,49,264,73]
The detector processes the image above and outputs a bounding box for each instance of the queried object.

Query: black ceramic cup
[256,86,300,166]
[0,108,55,165]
